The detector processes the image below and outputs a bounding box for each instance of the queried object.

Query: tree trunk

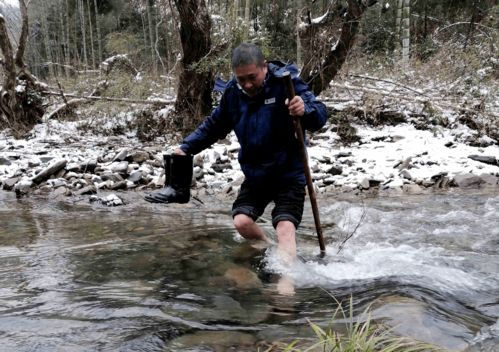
[65,0,72,71]
[234,0,240,23]
[93,0,103,65]
[41,5,55,77]
[79,0,88,70]
[295,0,303,66]
[463,0,477,50]
[73,4,81,68]
[146,0,157,75]
[243,0,251,39]
[59,0,69,76]
[173,0,213,132]
[395,0,403,57]
[299,0,372,96]
[0,0,44,135]
[86,0,96,69]
[155,16,165,73]
[401,0,410,65]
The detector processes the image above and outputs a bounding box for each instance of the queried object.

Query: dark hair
[231,43,265,69]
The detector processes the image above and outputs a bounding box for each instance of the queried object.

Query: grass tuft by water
[265,296,446,352]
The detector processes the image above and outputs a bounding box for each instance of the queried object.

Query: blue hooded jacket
[180,61,328,187]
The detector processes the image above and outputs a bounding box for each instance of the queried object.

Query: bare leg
[233,214,272,243]
[275,220,297,296]
[275,220,297,259]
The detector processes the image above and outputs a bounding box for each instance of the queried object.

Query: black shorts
[231,180,306,229]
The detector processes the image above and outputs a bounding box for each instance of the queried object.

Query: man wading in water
[145,43,327,292]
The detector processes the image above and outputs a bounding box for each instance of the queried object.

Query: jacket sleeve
[293,77,328,132]
[179,94,233,155]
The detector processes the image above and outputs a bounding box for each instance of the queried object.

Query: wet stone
[400,169,412,180]
[468,154,498,166]
[40,156,54,163]
[113,148,128,162]
[101,194,124,206]
[66,163,81,172]
[110,161,129,174]
[403,184,423,194]
[453,173,485,188]
[75,185,97,195]
[81,159,98,173]
[53,186,70,197]
[64,171,80,180]
[91,175,103,183]
[31,159,67,184]
[110,180,127,190]
[360,178,371,190]
[128,150,150,163]
[326,165,343,175]
[100,171,123,182]
[47,178,68,188]
[479,174,499,186]
[127,170,143,183]
[434,176,451,188]
[2,177,20,190]
[223,267,262,290]
[193,166,204,180]
[212,162,232,173]
[0,157,12,166]
[167,331,258,352]
[28,160,40,168]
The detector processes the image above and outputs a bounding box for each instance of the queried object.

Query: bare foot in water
[277,275,295,296]
[275,247,297,296]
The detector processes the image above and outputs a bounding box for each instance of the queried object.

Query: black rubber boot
[145,154,193,203]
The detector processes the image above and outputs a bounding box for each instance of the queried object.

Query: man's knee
[276,220,296,241]
[233,214,255,233]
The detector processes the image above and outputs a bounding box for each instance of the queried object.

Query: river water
[0,190,498,351]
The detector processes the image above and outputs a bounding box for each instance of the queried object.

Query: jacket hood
[267,60,299,79]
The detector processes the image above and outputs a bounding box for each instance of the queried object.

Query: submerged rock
[166,331,260,352]
[223,266,263,290]
[453,173,486,188]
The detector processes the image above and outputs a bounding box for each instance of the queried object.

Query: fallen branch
[346,74,428,97]
[329,82,499,119]
[337,200,367,254]
[42,90,174,105]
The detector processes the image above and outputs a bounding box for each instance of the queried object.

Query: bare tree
[295,0,304,67]
[86,0,96,69]
[401,0,410,65]
[92,0,102,64]
[243,0,250,40]
[299,0,377,96]
[395,0,403,57]
[146,0,157,75]
[78,0,88,70]
[40,3,55,77]
[172,0,213,132]
[0,0,45,136]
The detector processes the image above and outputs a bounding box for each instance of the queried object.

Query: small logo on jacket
[264,97,276,105]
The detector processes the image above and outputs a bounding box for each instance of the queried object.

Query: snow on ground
[1,106,498,201]
[308,122,499,190]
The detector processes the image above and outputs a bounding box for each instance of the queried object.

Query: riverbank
[1,100,498,206]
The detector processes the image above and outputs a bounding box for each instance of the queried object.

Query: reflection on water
[0,190,498,351]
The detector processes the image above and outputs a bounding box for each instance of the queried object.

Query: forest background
[0,0,496,142]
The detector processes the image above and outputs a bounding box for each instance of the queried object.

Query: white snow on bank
[308,123,499,189]
[0,0,18,7]
[1,111,498,194]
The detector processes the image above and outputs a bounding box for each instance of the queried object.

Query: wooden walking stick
[282,71,326,257]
